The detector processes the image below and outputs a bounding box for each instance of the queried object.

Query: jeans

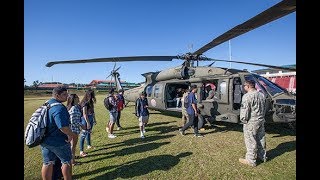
[181,113,199,135]
[79,114,94,151]
[115,111,122,127]
[40,143,72,165]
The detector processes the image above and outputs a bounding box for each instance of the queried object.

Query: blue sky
[24,0,296,86]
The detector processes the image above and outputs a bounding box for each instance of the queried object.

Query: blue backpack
[24,101,61,148]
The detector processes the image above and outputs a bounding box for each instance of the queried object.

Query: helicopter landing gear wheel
[288,122,296,130]
[197,115,205,130]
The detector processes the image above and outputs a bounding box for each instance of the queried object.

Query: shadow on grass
[267,140,296,161]
[201,121,295,137]
[74,152,192,179]
[111,121,176,132]
[81,141,171,164]
[92,134,175,152]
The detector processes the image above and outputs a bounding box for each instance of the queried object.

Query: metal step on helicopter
[46,0,296,128]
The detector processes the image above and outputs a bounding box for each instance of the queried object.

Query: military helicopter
[46,0,296,128]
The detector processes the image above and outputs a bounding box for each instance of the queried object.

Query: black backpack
[104,96,113,110]
[183,92,190,108]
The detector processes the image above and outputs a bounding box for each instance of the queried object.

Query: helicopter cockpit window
[244,75,267,95]
[153,85,160,98]
[146,85,153,97]
[252,74,284,96]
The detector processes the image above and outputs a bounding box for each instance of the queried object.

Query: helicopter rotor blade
[192,0,296,55]
[204,58,295,71]
[106,73,112,79]
[46,56,178,67]
[114,66,121,72]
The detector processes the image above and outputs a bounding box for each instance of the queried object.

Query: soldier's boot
[239,158,256,167]
[257,157,267,163]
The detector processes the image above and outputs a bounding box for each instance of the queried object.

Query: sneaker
[239,158,256,167]
[87,145,95,150]
[178,128,185,136]
[140,135,145,139]
[79,151,88,157]
[117,127,122,130]
[194,134,204,137]
[199,128,205,131]
[108,134,117,138]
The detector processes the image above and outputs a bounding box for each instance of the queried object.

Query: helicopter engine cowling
[155,67,195,81]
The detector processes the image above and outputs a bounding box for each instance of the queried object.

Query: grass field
[24,94,296,179]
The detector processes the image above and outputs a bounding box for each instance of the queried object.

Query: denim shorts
[40,143,72,165]
[109,111,118,123]
[81,115,94,131]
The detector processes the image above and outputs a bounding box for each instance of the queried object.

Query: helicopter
[45,0,296,129]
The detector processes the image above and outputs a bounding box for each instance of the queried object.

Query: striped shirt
[68,105,82,134]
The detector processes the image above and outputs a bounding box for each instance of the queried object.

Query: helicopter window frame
[146,85,153,97]
[215,78,229,104]
[154,84,162,98]
[243,75,268,96]
[252,74,285,96]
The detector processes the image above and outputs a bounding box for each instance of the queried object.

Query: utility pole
[228,40,232,68]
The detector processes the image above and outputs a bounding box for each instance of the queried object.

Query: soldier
[239,79,267,167]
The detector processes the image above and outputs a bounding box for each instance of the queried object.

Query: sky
[24,0,296,86]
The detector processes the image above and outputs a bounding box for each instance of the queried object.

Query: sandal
[79,152,88,157]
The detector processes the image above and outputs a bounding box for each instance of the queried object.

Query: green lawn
[24,94,296,179]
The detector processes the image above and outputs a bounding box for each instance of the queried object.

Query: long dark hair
[80,89,96,110]
[66,94,79,111]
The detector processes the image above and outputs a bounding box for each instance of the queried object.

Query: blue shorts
[109,111,118,123]
[40,143,72,165]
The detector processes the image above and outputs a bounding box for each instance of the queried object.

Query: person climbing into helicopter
[179,85,203,137]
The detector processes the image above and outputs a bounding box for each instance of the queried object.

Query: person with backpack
[79,89,97,157]
[66,93,85,166]
[179,85,203,137]
[115,89,125,130]
[180,88,190,127]
[105,88,118,138]
[135,91,149,138]
[40,86,73,180]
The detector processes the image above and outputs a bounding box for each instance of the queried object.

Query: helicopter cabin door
[148,83,165,110]
[214,78,238,123]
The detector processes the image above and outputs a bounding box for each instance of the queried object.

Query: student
[106,89,118,138]
[179,85,203,137]
[79,89,97,157]
[40,86,73,180]
[135,91,149,138]
[180,88,189,127]
[116,89,125,130]
[66,93,85,166]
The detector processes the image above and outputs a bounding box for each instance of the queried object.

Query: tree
[33,80,40,89]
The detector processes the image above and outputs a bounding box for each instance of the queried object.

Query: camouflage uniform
[240,90,266,165]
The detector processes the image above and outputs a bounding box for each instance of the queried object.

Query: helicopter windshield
[251,74,285,96]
